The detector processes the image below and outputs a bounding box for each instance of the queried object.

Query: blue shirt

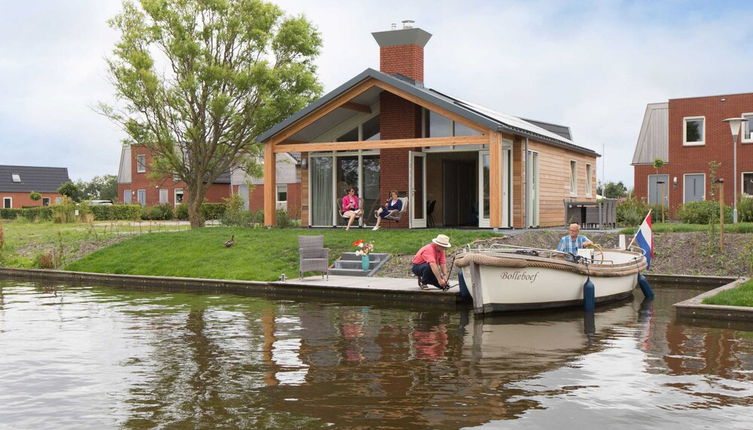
[557,234,590,254]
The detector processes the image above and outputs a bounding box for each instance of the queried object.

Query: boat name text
[499,271,539,283]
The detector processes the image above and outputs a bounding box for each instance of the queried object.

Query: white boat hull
[457,248,647,314]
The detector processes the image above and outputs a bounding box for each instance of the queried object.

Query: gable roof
[258,68,598,157]
[0,165,71,193]
[631,102,668,165]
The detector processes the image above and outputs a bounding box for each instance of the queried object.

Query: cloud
[2,0,753,186]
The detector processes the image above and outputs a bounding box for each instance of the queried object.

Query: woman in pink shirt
[341,187,363,231]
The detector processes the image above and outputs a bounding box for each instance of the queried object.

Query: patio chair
[338,197,363,227]
[382,197,408,225]
[298,235,329,280]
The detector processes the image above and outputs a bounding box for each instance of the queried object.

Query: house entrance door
[409,151,426,228]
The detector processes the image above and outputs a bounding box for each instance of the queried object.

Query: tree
[57,182,81,202]
[77,175,118,201]
[101,0,322,227]
[597,181,627,199]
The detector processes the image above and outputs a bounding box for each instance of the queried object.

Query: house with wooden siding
[0,165,70,208]
[258,24,599,228]
[632,92,753,217]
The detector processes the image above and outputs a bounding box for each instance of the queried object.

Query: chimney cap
[372,27,432,48]
[402,20,415,29]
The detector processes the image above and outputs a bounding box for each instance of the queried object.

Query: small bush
[90,204,142,220]
[275,209,295,228]
[141,204,174,220]
[221,194,246,226]
[175,203,189,220]
[52,197,76,223]
[677,200,732,224]
[617,197,650,226]
[201,203,226,221]
[738,195,753,222]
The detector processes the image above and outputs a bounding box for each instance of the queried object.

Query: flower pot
[361,255,370,271]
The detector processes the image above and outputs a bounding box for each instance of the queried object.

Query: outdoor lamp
[723,117,748,223]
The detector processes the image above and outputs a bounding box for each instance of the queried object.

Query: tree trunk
[187,182,209,229]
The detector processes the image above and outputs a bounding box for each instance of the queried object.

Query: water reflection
[0,281,751,429]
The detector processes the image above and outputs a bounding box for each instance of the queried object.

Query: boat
[455,244,648,314]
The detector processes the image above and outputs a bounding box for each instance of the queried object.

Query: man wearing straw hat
[411,234,451,290]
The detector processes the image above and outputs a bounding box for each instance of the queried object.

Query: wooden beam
[263,143,276,226]
[272,135,488,153]
[489,131,502,227]
[341,102,371,114]
[268,79,378,145]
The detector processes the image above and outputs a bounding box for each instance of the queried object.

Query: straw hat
[432,234,451,248]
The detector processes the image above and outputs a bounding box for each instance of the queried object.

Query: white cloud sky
[2,0,753,187]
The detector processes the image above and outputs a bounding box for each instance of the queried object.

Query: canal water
[0,281,751,429]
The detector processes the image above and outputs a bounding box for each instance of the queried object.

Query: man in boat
[557,223,593,256]
[411,234,451,291]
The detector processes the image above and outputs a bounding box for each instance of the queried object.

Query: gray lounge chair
[298,235,329,280]
[381,197,408,224]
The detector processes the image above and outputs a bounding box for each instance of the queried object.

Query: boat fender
[583,277,595,312]
[457,271,472,302]
[638,273,654,299]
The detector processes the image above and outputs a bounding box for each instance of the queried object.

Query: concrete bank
[0,267,459,306]
[674,277,753,323]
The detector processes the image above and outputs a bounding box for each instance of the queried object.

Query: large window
[136,154,146,172]
[569,160,577,195]
[586,163,592,196]
[123,189,131,204]
[683,116,705,146]
[137,189,146,206]
[335,115,380,142]
[423,108,481,137]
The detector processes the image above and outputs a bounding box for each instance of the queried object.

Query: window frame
[137,189,146,206]
[742,113,753,144]
[158,188,169,204]
[123,189,131,204]
[11,174,21,183]
[2,197,11,208]
[742,171,753,196]
[174,188,184,207]
[136,154,147,173]
[42,197,50,206]
[585,163,593,197]
[569,160,577,196]
[683,116,705,146]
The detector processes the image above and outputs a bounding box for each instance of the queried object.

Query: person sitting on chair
[557,223,593,255]
[372,190,402,231]
[341,187,363,231]
[411,234,451,290]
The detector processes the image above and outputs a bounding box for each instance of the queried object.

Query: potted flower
[353,239,374,270]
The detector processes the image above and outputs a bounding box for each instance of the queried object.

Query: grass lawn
[619,222,753,235]
[702,279,753,307]
[63,227,500,281]
[0,219,190,268]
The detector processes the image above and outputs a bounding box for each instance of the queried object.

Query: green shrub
[175,203,189,220]
[201,203,226,221]
[141,204,174,220]
[90,204,142,220]
[0,208,21,220]
[220,194,246,226]
[617,197,650,226]
[52,197,76,223]
[738,195,753,222]
[275,209,295,228]
[677,200,732,224]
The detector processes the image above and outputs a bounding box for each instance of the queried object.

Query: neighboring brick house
[257,23,599,229]
[0,165,70,208]
[632,92,753,217]
[116,144,301,217]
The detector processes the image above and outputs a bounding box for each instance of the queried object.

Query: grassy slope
[64,227,500,281]
[703,279,753,307]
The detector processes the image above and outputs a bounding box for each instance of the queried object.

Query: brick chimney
[372,20,432,84]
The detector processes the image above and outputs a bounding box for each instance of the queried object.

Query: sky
[2,0,753,188]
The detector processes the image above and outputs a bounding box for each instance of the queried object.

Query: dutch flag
[634,211,654,269]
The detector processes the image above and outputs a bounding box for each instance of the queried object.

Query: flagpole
[627,209,652,250]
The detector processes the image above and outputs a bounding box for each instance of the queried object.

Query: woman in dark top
[372,190,402,230]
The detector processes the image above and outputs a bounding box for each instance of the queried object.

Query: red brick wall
[0,192,62,208]
[635,93,753,217]
[378,92,422,228]
[380,45,424,82]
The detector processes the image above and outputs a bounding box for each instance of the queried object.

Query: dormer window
[11,174,21,182]
[136,154,147,173]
